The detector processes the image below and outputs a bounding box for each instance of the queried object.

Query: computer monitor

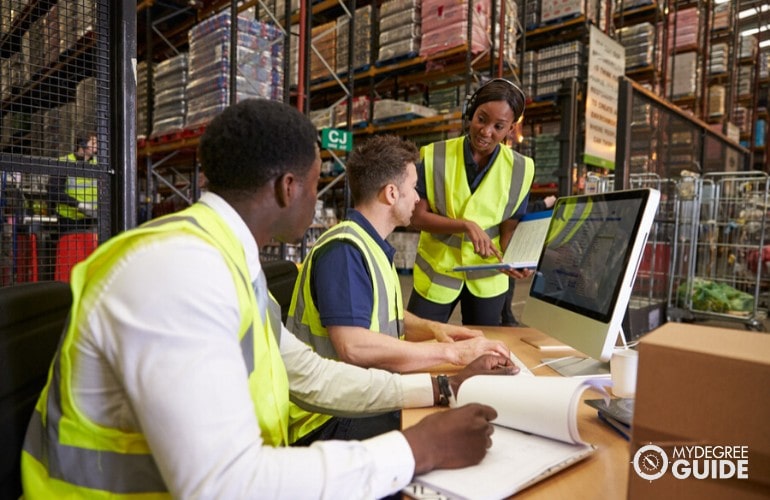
[522,188,661,367]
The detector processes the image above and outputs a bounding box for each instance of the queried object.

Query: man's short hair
[199,99,318,196]
[347,135,419,205]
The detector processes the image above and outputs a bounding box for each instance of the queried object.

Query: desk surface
[402,327,629,500]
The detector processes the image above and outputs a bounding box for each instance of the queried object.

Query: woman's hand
[463,220,502,259]
[499,268,534,279]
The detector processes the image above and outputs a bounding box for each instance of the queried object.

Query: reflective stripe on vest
[414,137,534,302]
[22,204,289,496]
[285,221,404,443]
[546,198,593,248]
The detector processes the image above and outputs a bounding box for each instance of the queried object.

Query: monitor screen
[522,188,660,362]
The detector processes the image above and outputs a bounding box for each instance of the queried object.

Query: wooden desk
[402,327,630,500]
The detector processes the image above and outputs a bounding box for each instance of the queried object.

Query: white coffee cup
[610,348,639,398]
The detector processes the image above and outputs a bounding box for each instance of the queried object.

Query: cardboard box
[629,323,770,499]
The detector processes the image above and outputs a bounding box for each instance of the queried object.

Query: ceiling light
[739,4,770,20]
[741,24,769,36]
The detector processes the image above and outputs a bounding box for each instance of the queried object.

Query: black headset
[76,137,90,151]
[463,78,527,123]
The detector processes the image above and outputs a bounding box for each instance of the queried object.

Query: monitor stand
[542,328,629,378]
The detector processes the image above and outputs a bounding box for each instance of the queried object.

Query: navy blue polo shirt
[416,136,528,219]
[310,209,396,328]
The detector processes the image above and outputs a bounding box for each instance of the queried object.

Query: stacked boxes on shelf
[57,0,96,52]
[137,61,152,139]
[733,106,749,135]
[617,23,655,70]
[523,0,539,29]
[336,5,372,73]
[74,77,97,135]
[519,136,533,163]
[309,107,333,130]
[378,0,421,64]
[665,7,700,100]
[736,36,757,101]
[256,0,300,20]
[760,51,770,80]
[492,0,517,64]
[535,41,585,98]
[42,4,61,67]
[334,95,370,128]
[666,7,700,50]
[667,51,699,99]
[152,53,188,137]
[405,89,428,106]
[532,123,560,185]
[428,83,462,114]
[712,2,729,32]
[420,0,490,57]
[42,102,77,158]
[736,65,754,99]
[310,21,336,82]
[308,96,371,132]
[2,1,25,100]
[541,0,597,24]
[708,85,725,118]
[372,99,437,123]
[739,35,758,61]
[522,51,536,98]
[289,24,300,87]
[709,43,727,74]
[185,11,284,128]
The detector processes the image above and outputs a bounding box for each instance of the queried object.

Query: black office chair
[262,260,299,323]
[0,281,71,499]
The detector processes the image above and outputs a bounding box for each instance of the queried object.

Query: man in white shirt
[21,99,517,499]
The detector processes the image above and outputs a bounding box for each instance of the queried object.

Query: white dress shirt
[72,192,434,498]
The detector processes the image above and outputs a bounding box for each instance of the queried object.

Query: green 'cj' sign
[320,128,353,152]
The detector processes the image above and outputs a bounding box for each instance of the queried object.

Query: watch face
[632,444,669,481]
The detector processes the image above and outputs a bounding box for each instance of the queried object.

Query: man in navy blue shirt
[288,135,513,443]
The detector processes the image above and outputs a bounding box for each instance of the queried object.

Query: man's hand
[446,337,511,366]
[449,354,519,394]
[403,403,497,474]
[434,324,483,343]
[462,220,502,259]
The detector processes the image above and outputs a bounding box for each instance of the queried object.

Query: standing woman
[408,79,535,326]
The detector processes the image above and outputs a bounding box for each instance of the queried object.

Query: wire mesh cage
[666,171,769,331]
[0,0,110,286]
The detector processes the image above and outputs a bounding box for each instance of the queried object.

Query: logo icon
[633,444,669,481]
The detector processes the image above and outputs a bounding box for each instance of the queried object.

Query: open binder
[409,375,609,500]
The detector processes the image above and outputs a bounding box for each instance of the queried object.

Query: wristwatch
[436,374,453,407]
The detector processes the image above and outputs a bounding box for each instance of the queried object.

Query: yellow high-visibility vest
[56,153,98,220]
[22,203,289,498]
[286,221,404,443]
[414,137,534,303]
